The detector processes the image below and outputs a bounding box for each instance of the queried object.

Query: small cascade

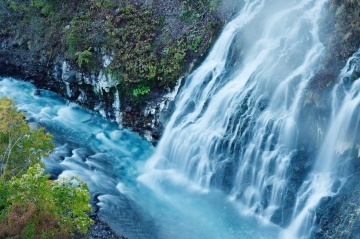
[147,0,328,226]
[113,89,122,125]
[65,82,72,97]
[283,49,360,239]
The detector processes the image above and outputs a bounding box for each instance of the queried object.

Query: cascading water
[147,0,328,226]
[0,78,157,238]
[2,0,360,238]
[283,49,360,239]
[0,76,281,239]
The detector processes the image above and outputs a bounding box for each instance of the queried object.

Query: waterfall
[3,0,360,238]
[147,0,328,227]
[0,76,282,239]
[283,49,360,239]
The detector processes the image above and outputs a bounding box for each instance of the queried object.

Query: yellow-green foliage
[60,0,221,99]
[0,97,53,179]
[76,47,93,68]
[59,0,195,100]
[0,165,93,238]
[0,97,93,238]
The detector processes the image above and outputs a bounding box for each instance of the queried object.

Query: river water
[2,0,359,238]
[0,77,280,238]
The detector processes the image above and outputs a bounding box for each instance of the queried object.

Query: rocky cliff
[1,1,359,144]
[2,0,360,239]
[0,0,235,142]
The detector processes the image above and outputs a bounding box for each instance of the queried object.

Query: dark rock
[0,0,226,144]
[355,64,360,74]
[73,213,127,239]
[34,89,41,95]
[89,212,97,219]
[343,76,350,84]
[63,70,81,83]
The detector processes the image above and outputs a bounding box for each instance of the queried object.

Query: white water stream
[147,0,328,229]
[2,0,360,238]
[283,49,360,239]
[0,77,280,239]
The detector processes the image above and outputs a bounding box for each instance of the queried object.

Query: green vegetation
[0,97,93,238]
[133,85,150,98]
[0,0,222,103]
[0,165,93,238]
[0,97,53,179]
[75,48,93,68]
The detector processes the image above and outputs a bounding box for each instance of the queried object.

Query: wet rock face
[0,26,164,141]
[310,53,360,239]
[0,1,226,143]
[313,172,360,239]
[0,53,173,142]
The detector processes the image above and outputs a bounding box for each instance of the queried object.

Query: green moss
[0,0,223,104]
[133,85,150,97]
[103,3,160,84]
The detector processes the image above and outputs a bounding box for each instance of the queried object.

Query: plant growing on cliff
[132,85,150,97]
[321,0,360,68]
[75,47,93,68]
[1,0,223,105]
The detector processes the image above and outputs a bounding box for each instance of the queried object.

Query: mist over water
[148,0,328,233]
[283,49,360,239]
[2,0,360,238]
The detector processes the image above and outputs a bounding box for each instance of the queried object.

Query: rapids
[2,0,360,238]
[0,77,280,238]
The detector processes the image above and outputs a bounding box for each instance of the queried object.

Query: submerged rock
[34,89,41,95]
[73,214,127,239]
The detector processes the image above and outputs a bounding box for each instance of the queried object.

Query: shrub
[75,47,93,68]
[0,165,93,238]
[0,97,53,179]
[0,97,93,238]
